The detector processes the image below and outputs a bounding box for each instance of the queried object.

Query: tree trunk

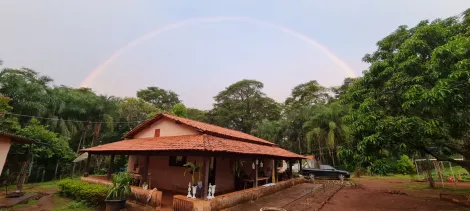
[318,139,323,163]
[54,160,59,180]
[425,157,435,188]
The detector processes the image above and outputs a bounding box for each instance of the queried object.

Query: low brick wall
[210,177,306,210]
[81,176,163,209]
[172,178,307,211]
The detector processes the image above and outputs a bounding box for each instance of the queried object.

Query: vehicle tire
[309,173,315,180]
[338,174,345,180]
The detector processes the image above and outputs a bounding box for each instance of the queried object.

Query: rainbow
[80,16,356,87]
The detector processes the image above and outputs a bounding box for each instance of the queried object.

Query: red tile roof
[0,131,38,144]
[122,113,275,146]
[81,134,304,159]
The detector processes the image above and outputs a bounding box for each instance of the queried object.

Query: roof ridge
[161,113,277,146]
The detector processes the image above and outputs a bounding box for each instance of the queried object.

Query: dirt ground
[322,177,470,211]
[3,177,470,211]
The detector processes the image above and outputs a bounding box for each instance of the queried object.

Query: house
[0,132,37,175]
[80,113,304,208]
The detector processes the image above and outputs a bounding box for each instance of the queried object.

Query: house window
[169,156,187,167]
[154,129,160,137]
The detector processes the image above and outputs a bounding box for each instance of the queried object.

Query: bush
[57,178,108,206]
[370,158,394,175]
[396,155,416,175]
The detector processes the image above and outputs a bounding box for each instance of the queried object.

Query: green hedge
[57,178,108,206]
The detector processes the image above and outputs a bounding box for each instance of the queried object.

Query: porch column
[107,154,115,180]
[141,155,150,187]
[84,153,92,177]
[203,157,210,199]
[299,159,303,174]
[255,158,259,187]
[272,159,276,183]
[288,160,293,179]
[275,159,279,182]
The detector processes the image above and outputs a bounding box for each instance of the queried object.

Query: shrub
[396,155,416,175]
[57,178,107,206]
[370,158,394,175]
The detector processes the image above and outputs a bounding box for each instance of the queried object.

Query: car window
[320,165,335,170]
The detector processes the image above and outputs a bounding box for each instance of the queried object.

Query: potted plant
[184,161,202,198]
[105,172,132,211]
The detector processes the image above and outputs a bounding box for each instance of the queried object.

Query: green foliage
[285,80,329,108]
[15,118,74,162]
[52,200,90,211]
[370,158,394,175]
[183,161,202,184]
[0,96,20,131]
[136,86,180,110]
[107,172,131,200]
[171,103,188,117]
[186,108,207,122]
[57,179,108,206]
[396,155,416,175]
[208,79,280,133]
[342,9,470,172]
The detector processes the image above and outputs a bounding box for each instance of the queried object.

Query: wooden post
[203,157,210,199]
[54,159,59,180]
[288,160,293,179]
[272,159,276,183]
[107,154,115,180]
[84,153,91,177]
[255,158,259,187]
[299,159,303,174]
[141,155,150,186]
[275,160,279,182]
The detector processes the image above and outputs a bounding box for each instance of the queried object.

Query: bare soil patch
[321,177,469,211]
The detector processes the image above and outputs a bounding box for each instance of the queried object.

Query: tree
[15,118,74,163]
[186,108,207,122]
[285,80,329,109]
[343,9,470,173]
[171,103,188,117]
[303,102,351,165]
[0,96,20,132]
[136,87,181,110]
[332,78,357,99]
[0,68,54,117]
[117,97,158,132]
[208,80,280,133]
[252,119,283,144]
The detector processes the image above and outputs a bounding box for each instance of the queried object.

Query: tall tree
[343,9,470,172]
[186,108,207,122]
[171,103,188,117]
[208,80,280,133]
[136,87,181,110]
[285,80,329,109]
[0,96,20,132]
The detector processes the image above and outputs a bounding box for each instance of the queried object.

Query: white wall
[0,137,12,175]
[133,118,200,138]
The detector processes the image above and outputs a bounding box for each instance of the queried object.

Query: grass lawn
[10,199,39,209]
[52,196,94,211]
[2,179,96,211]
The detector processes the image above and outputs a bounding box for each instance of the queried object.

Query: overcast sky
[1,1,469,109]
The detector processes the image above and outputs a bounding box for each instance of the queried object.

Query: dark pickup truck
[301,164,350,180]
